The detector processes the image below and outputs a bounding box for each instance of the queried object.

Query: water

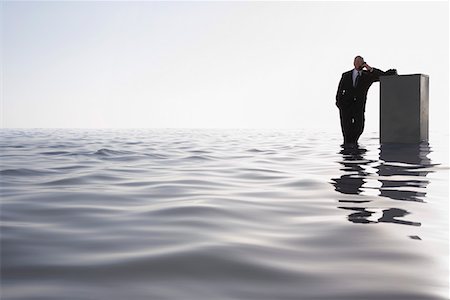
[1,129,448,300]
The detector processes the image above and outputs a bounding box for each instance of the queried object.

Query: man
[335,56,385,145]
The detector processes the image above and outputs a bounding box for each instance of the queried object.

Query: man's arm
[363,63,385,82]
[335,74,345,107]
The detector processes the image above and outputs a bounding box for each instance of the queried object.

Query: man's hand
[362,62,373,72]
[384,69,398,76]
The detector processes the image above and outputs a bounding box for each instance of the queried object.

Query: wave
[0,168,55,177]
[40,151,72,156]
[94,148,135,156]
[0,129,448,300]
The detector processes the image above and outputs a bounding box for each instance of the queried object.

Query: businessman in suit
[335,56,385,145]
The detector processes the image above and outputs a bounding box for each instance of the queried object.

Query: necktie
[355,72,361,87]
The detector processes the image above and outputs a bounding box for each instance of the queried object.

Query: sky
[1,1,449,134]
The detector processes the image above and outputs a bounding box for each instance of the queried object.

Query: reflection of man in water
[335,56,385,145]
[331,147,367,195]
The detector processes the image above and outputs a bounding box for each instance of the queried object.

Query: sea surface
[1,129,448,300]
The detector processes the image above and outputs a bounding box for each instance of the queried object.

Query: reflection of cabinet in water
[377,143,431,202]
[380,74,429,143]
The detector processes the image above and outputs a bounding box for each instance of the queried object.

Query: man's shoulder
[342,70,353,76]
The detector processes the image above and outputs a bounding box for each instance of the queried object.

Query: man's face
[354,57,364,71]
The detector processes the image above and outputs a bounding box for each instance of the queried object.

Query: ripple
[94,148,134,156]
[0,168,55,177]
[40,151,72,156]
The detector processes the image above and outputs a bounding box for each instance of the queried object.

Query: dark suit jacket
[336,68,384,109]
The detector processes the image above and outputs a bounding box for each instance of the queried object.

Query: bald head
[354,56,365,71]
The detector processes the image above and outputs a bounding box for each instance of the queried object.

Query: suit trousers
[339,100,365,144]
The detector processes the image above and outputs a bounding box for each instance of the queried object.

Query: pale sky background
[1,1,449,135]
